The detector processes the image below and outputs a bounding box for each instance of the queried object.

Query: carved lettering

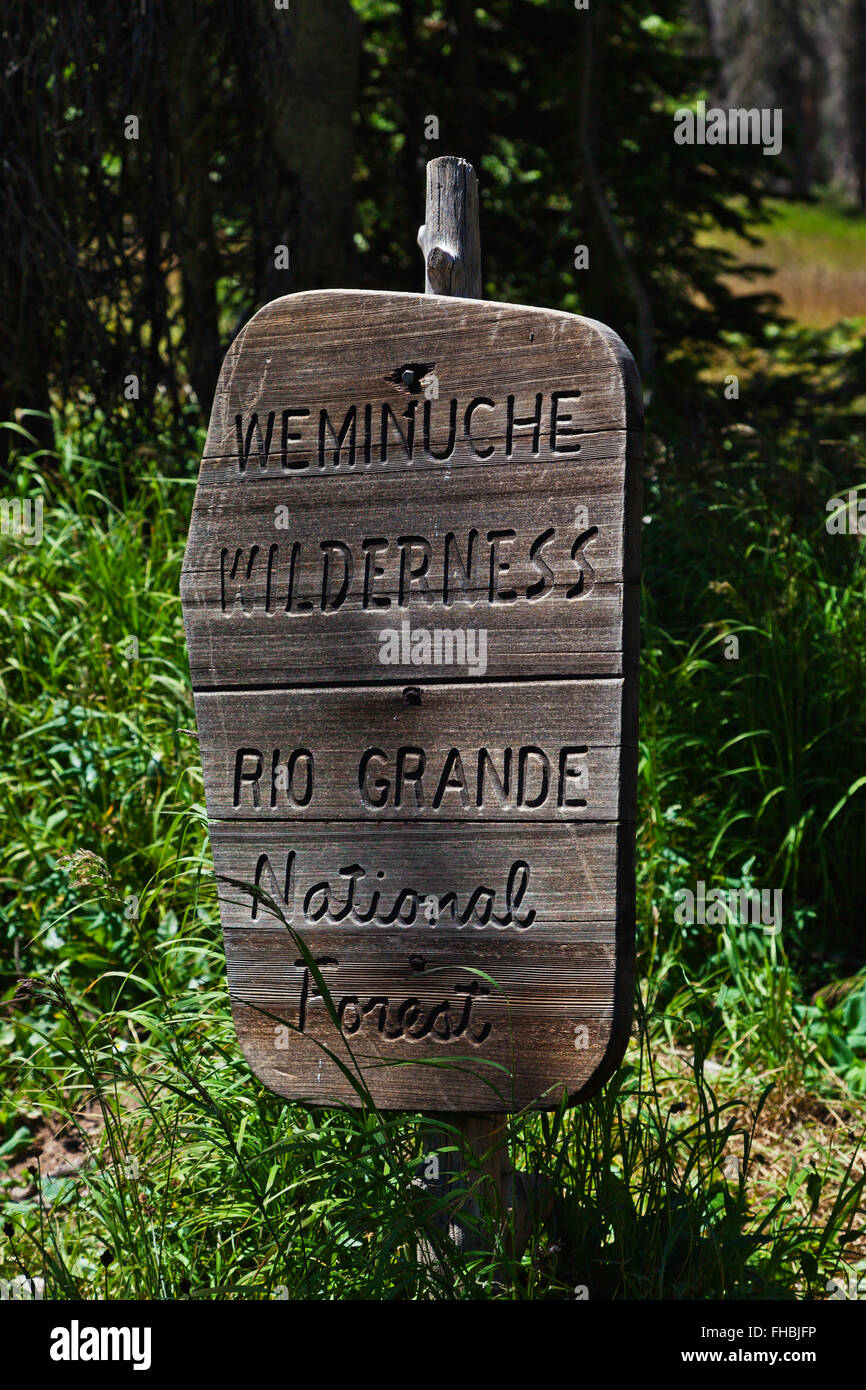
[233,389,584,473]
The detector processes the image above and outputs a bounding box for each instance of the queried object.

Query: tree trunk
[266,1,361,298]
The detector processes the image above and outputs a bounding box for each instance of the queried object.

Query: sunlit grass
[698,197,866,328]
[1,408,865,1298]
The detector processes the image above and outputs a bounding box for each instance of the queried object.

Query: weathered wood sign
[181,286,641,1111]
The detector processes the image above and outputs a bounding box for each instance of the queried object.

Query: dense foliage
[0,0,864,1299]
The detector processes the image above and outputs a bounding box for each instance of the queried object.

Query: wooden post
[417,155,482,298]
[416,156,525,1259]
[181,150,639,1267]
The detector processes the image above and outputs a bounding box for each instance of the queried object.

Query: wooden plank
[183,450,637,583]
[193,422,642,487]
[181,289,641,692]
[193,679,637,823]
[180,282,641,1112]
[183,582,636,687]
[198,291,642,466]
[223,930,628,1111]
[211,816,635,1109]
[208,820,630,933]
[209,818,635,1110]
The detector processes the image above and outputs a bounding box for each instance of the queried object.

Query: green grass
[758,199,866,270]
[1,333,866,1299]
[698,197,866,328]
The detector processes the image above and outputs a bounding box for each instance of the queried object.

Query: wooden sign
[181,288,641,1111]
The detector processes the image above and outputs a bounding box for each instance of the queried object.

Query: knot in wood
[426,245,458,294]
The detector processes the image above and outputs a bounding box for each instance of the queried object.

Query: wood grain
[183,583,636,687]
[196,291,642,465]
[180,287,642,1111]
[193,679,637,822]
[210,820,635,1109]
[181,450,639,689]
[209,819,632,934]
[183,451,637,580]
[418,157,482,298]
[226,937,623,1112]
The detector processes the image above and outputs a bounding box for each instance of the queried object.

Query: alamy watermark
[825,490,866,535]
[674,880,782,935]
[674,100,782,157]
[0,496,43,545]
[827,1273,866,1300]
[50,1321,151,1371]
[378,619,487,676]
[0,1275,44,1300]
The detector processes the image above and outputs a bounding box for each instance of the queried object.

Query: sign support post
[416,156,527,1257]
[180,147,641,1273]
